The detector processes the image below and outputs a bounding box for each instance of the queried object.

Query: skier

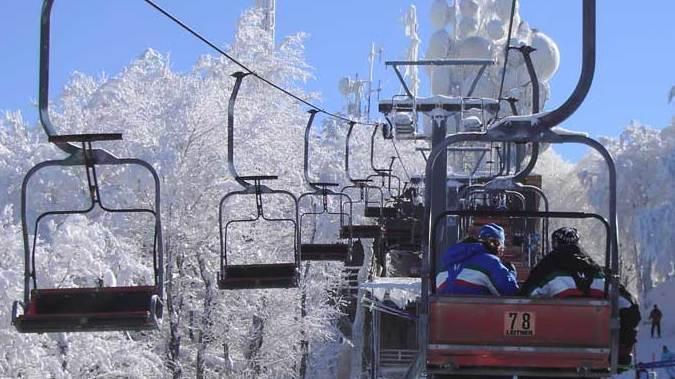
[520,227,604,298]
[650,304,663,338]
[436,223,518,296]
[519,227,640,366]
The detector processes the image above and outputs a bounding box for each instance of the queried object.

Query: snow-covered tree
[0,7,367,378]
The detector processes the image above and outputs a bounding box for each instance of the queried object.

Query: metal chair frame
[12,0,164,333]
[217,72,300,289]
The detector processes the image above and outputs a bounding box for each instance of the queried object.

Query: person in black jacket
[649,304,663,338]
[520,227,606,298]
[520,227,640,366]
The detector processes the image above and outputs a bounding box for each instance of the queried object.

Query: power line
[143,0,420,181]
[143,0,377,127]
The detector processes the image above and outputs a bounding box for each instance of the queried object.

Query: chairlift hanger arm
[509,44,541,179]
[227,72,253,188]
[511,45,540,114]
[370,124,391,174]
[513,143,540,181]
[303,110,320,191]
[344,121,358,183]
[539,0,595,127]
[39,0,79,155]
[40,2,125,154]
[493,0,595,131]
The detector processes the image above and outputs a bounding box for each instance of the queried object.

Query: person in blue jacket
[436,223,519,296]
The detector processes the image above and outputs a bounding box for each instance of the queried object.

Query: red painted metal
[428,296,611,370]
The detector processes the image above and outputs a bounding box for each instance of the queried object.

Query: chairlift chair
[217,72,300,290]
[12,6,164,332]
[341,120,390,215]
[299,110,354,262]
[418,65,623,378]
[427,209,614,378]
[299,183,353,262]
[342,119,388,216]
[12,134,164,333]
[218,175,300,289]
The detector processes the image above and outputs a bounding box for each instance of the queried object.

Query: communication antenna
[366,44,384,121]
[255,0,276,47]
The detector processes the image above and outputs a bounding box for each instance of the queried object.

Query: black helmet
[552,227,580,246]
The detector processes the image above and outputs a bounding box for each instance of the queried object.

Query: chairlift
[12,4,164,333]
[12,135,164,333]
[217,72,299,290]
[369,125,403,199]
[342,121,389,220]
[300,110,354,261]
[299,183,352,261]
[418,76,623,379]
[427,209,614,377]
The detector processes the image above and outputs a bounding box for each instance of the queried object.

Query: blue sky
[1,1,673,160]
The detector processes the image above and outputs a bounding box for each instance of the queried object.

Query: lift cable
[495,0,518,119]
[143,0,378,127]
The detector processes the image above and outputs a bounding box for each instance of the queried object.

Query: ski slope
[616,278,675,378]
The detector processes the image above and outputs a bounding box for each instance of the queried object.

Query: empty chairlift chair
[217,71,300,290]
[12,134,164,333]
[299,183,353,262]
[342,121,393,220]
[300,111,354,262]
[367,124,403,202]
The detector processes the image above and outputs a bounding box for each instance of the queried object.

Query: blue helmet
[479,223,505,245]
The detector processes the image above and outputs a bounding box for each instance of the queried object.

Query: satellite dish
[430,0,449,30]
[462,115,483,132]
[458,16,479,38]
[487,18,506,41]
[427,29,451,59]
[531,30,560,82]
[459,0,479,17]
[494,0,519,21]
[456,36,492,59]
[431,67,452,95]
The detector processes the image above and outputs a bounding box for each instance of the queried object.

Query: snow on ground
[359,277,420,309]
[616,278,675,378]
